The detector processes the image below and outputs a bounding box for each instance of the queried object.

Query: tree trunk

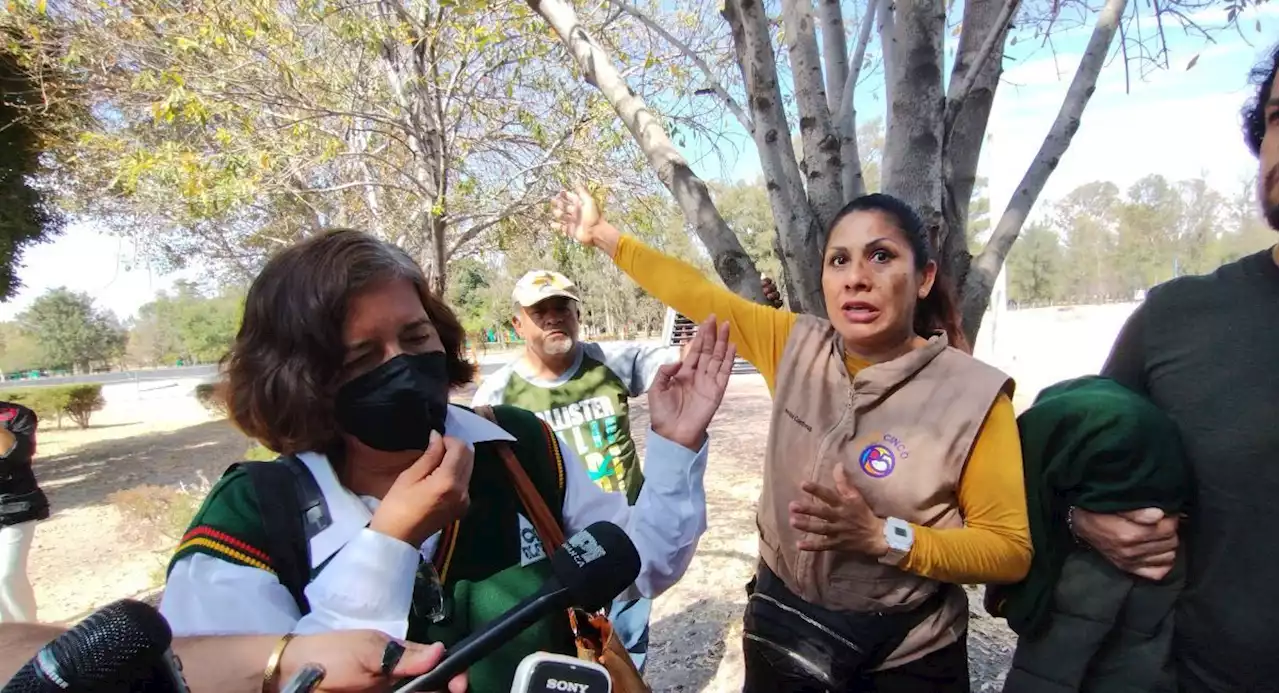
[882,0,945,243]
[780,0,843,228]
[837,0,881,200]
[725,0,827,316]
[429,215,447,296]
[940,0,1017,299]
[527,0,767,304]
[877,0,898,179]
[960,0,1130,341]
[773,234,806,314]
[817,0,848,116]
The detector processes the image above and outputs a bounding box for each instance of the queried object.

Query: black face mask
[334,352,450,452]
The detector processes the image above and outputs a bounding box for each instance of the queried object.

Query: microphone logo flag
[565,531,606,567]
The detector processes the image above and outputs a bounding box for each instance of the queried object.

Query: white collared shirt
[159,405,709,638]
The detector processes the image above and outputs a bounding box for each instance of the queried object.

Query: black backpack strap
[229,455,331,617]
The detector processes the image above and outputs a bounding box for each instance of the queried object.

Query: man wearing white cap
[472,269,679,672]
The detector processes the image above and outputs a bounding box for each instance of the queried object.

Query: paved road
[0,349,763,391]
[1,365,220,388]
[0,361,511,390]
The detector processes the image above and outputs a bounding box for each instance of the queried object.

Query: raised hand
[647,315,735,451]
[551,186,621,256]
[551,186,598,244]
[761,275,783,308]
[368,431,474,548]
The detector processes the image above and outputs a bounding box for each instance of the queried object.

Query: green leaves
[128,282,244,367]
[4,0,646,291]
[16,287,125,371]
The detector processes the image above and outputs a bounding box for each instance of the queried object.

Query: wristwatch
[879,517,914,567]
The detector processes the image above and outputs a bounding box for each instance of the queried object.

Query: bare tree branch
[781,0,843,226]
[962,0,1130,332]
[603,0,752,131]
[724,0,827,314]
[882,0,945,223]
[939,0,1019,295]
[445,194,550,260]
[943,0,1020,137]
[443,115,586,258]
[877,0,898,178]
[526,0,767,303]
[288,179,423,196]
[836,0,882,199]
[817,0,848,115]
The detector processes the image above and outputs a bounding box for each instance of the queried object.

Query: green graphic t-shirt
[472,342,676,505]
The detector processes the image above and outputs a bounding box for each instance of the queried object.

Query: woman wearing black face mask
[158,229,733,691]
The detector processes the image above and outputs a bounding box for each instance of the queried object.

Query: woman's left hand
[278,631,467,693]
[648,315,735,451]
[790,465,890,557]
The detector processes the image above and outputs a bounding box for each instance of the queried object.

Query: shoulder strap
[473,406,565,548]
[476,408,651,693]
[229,455,322,616]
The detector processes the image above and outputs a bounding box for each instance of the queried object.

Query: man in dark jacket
[1072,48,1279,692]
[0,400,47,623]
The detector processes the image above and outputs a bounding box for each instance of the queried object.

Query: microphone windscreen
[548,521,641,612]
[4,599,172,692]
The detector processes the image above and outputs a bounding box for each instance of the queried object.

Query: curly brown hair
[1242,46,1278,157]
[221,229,475,455]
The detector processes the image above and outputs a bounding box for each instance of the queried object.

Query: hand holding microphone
[393,521,641,693]
[2,599,189,693]
[274,632,466,693]
[510,653,610,693]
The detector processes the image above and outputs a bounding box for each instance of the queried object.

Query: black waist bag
[741,561,949,692]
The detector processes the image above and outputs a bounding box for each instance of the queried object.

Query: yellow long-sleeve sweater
[615,235,1031,584]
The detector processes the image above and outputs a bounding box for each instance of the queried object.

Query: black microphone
[2,599,190,693]
[393,521,641,693]
[279,663,326,693]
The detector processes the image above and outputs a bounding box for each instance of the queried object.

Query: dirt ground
[26,380,255,624]
[23,374,1014,691]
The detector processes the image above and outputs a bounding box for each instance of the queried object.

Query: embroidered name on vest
[518,513,547,567]
[784,408,813,432]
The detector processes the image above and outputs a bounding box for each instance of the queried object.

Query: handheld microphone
[393,521,640,693]
[278,663,326,693]
[510,653,610,693]
[2,599,190,693]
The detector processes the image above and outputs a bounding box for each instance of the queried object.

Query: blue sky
[1,1,1274,322]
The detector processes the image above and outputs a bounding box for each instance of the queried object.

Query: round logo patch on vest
[859,444,896,478]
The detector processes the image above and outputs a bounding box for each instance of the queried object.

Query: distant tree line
[0,281,241,377]
[1004,175,1273,307]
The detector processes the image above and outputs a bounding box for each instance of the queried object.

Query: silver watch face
[886,520,913,551]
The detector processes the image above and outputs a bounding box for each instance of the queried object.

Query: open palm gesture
[648,315,735,450]
[551,186,602,246]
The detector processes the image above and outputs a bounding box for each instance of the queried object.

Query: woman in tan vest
[553,190,1031,692]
